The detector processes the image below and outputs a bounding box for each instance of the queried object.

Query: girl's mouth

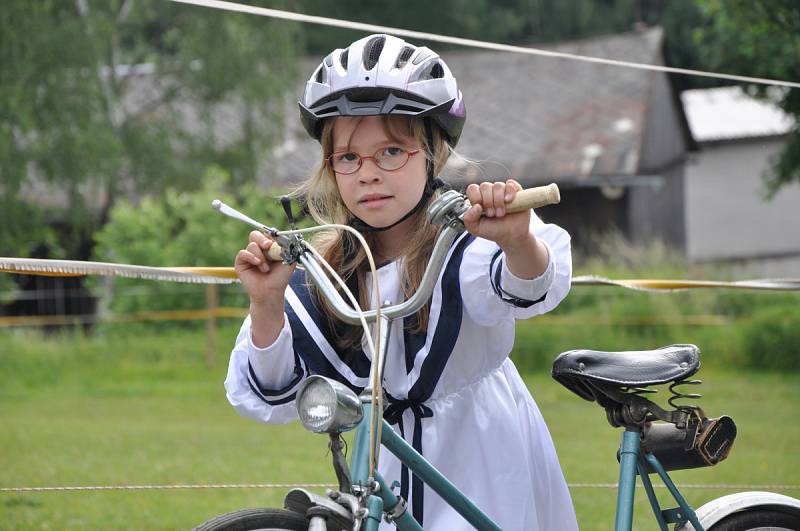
[358,194,393,208]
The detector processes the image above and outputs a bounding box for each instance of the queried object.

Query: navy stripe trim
[246,353,305,406]
[490,252,547,308]
[247,352,304,396]
[247,384,297,406]
[402,313,425,374]
[288,270,371,379]
[407,233,476,402]
[285,306,364,394]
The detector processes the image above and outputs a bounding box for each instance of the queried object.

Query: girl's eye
[336,152,358,163]
[381,146,404,157]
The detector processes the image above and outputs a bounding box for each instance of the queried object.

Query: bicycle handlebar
[263,183,560,262]
[292,183,560,325]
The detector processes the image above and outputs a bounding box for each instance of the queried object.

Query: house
[270,26,695,255]
[681,86,800,276]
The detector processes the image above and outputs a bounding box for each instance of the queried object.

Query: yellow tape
[2,258,800,291]
[571,275,800,291]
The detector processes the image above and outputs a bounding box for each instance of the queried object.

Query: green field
[1,324,799,530]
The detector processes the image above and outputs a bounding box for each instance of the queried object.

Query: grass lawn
[1,325,798,530]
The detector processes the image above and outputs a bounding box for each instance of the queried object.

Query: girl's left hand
[462,179,531,249]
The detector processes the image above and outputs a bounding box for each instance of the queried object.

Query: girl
[226,34,578,530]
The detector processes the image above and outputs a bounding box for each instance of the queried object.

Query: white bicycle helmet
[299,34,466,147]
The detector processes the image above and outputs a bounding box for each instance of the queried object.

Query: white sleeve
[459,213,572,326]
[224,314,305,424]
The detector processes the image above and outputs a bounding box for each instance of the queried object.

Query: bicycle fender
[676,491,800,530]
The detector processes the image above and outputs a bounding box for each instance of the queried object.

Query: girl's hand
[462,179,531,249]
[463,179,550,279]
[234,230,295,306]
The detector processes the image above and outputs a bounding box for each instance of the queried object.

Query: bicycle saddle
[551,344,700,401]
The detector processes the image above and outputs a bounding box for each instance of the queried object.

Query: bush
[91,166,292,315]
[742,304,800,371]
[513,289,800,374]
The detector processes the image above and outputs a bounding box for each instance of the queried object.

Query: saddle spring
[667,378,703,414]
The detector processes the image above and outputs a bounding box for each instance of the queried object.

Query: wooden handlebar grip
[266,242,283,262]
[506,183,561,213]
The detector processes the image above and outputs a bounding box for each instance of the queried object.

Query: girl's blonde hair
[293,116,451,352]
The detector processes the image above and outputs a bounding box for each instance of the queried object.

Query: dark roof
[266,26,681,189]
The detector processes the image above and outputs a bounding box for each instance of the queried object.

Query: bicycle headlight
[296,375,363,434]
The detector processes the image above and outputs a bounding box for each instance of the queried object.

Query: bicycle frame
[293,220,505,529]
[616,430,704,531]
[346,402,501,531]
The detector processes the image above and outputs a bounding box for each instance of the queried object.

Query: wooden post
[206,284,218,368]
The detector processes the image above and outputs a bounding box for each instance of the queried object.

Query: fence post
[206,284,218,368]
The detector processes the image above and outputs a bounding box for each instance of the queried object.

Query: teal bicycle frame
[616,430,704,531]
[338,407,704,530]
[347,402,501,531]
[284,198,506,530]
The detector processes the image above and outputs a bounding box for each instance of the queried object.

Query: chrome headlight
[296,375,363,434]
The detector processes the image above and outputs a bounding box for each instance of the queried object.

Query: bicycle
[196,184,800,530]
[552,344,800,530]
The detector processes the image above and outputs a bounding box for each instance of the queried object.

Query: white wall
[685,138,800,276]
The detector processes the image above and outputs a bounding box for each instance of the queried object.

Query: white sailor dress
[225,214,579,531]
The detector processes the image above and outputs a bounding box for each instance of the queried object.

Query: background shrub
[91,166,295,316]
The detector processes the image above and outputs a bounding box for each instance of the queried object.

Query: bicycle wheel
[707,507,800,531]
[193,507,307,531]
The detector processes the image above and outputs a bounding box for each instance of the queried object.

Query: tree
[0,0,301,263]
[693,0,800,194]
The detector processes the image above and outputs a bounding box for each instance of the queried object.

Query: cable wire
[169,0,800,90]
[280,224,384,481]
[3,482,798,493]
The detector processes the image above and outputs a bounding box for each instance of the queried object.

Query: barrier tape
[572,275,800,292]
[3,258,800,292]
[0,258,236,284]
[2,482,797,493]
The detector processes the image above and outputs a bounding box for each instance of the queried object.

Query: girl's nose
[356,159,383,183]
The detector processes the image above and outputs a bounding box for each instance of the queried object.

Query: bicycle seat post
[616,429,642,531]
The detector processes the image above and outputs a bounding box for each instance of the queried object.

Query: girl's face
[331,116,427,231]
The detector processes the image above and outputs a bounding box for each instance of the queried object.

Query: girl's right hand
[234,230,296,305]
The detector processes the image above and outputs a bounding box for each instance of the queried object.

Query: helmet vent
[428,62,444,79]
[314,66,325,84]
[340,48,349,70]
[395,46,415,69]
[363,36,385,70]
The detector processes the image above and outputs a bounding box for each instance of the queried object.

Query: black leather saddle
[551,344,700,402]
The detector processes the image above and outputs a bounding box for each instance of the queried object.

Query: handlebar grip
[506,183,561,213]
[266,242,283,262]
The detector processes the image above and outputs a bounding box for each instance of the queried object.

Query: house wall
[639,73,688,171]
[628,163,686,251]
[684,137,800,276]
[628,72,689,251]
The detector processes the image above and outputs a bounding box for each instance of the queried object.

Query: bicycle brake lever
[212,199,305,264]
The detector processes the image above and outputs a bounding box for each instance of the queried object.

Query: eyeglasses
[327,146,422,175]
